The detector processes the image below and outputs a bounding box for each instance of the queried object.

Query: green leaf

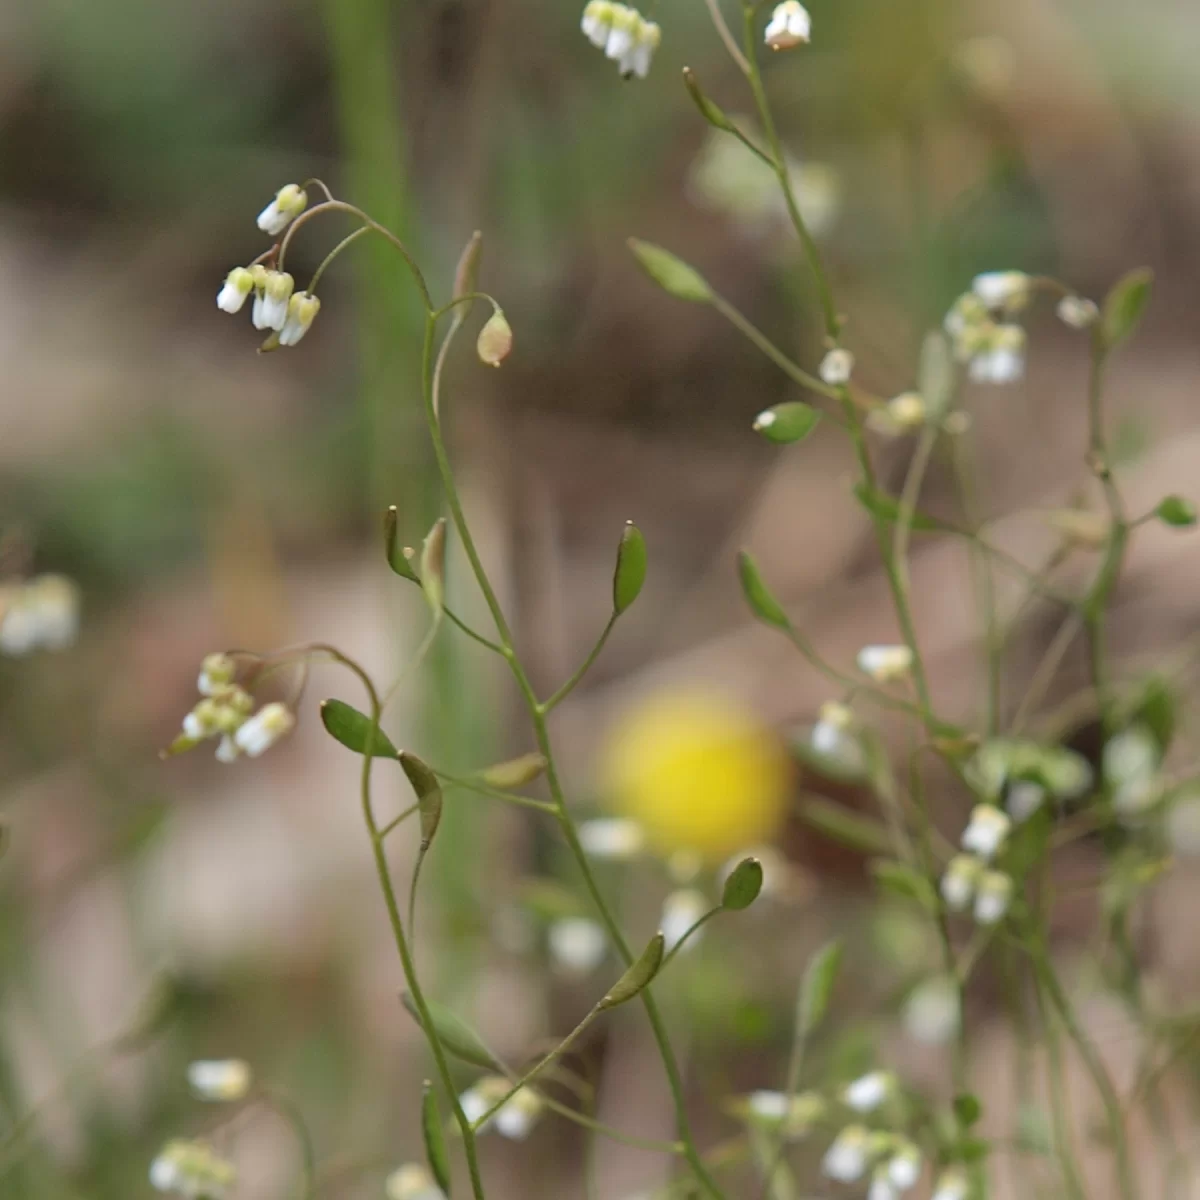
[383,506,419,582]
[401,993,499,1070]
[738,550,790,629]
[954,1093,983,1129]
[797,797,892,855]
[1102,267,1153,350]
[721,857,764,911]
[613,521,648,614]
[796,939,842,1037]
[853,484,949,533]
[753,402,821,445]
[627,239,713,304]
[477,752,548,789]
[422,1081,453,1194]
[320,699,398,758]
[599,932,664,1010]
[918,330,955,421]
[420,518,447,615]
[399,751,444,851]
[1156,495,1197,529]
[870,860,938,912]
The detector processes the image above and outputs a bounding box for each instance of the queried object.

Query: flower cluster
[944,271,1031,384]
[580,2,661,79]
[0,574,80,656]
[940,805,1015,925]
[964,737,1093,822]
[822,1123,922,1200]
[149,1139,236,1198]
[459,1077,544,1140]
[175,653,295,763]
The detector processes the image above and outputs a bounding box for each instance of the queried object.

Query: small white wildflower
[869,1172,900,1200]
[843,1070,895,1114]
[974,869,1014,926]
[548,917,608,975]
[887,1141,923,1190]
[279,291,321,346]
[960,804,1011,861]
[233,702,295,758]
[660,888,708,952]
[764,1,811,50]
[940,854,982,913]
[810,701,867,775]
[216,267,255,314]
[1006,780,1046,823]
[149,1139,236,1197]
[1104,725,1159,792]
[386,1163,446,1200]
[604,6,638,65]
[932,1167,969,1200]
[868,391,927,435]
[0,575,81,656]
[968,324,1025,384]
[579,817,645,860]
[903,975,960,1046]
[819,348,854,385]
[462,1077,540,1139]
[197,652,236,696]
[187,1059,252,1102]
[972,270,1031,314]
[944,292,989,347]
[1057,295,1099,330]
[856,644,914,684]
[256,183,308,237]
[581,0,615,47]
[254,270,294,332]
[623,17,661,80]
[216,734,240,764]
[459,1084,492,1128]
[823,1124,871,1183]
[746,1089,824,1139]
[492,1087,543,1140]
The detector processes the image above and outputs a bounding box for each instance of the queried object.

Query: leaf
[753,402,821,445]
[599,933,665,1010]
[1102,267,1153,350]
[399,751,444,851]
[721,857,764,911]
[870,860,938,912]
[383,506,419,582]
[613,521,648,614]
[954,1093,983,1129]
[1156,495,1197,529]
[627,239,713,304]
[420,518,447,615]
[477,309,513,367]
[738,550,790,629]
[320,699,398,758]
[796,940,842,1037]
[853,484,949,533]
[401,993,499,1070]
[422,1081,453,1194]
[478,753,548,789]
[797,797,892,855]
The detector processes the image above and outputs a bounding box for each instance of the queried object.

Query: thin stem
[543,615,617,712]
[444,607,506,655]
[307,225,372,295]
[658,909,722,972]
[703,0,751,74]
[892,426,938,599]
[378,803,418,839]
[258,1089,318,1199]
[434,771,558,815]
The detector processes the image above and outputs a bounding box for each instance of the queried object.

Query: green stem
[434,771,558,815]
[259,1088,318,1199]
[307,225,372,295]
[543,615,617,712]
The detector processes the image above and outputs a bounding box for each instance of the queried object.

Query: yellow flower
[600,688,790,862]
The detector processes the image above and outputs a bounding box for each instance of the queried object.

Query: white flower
[940,854,981,912]
[233,702,295,757]
[149,1139,236,1197]
[1104,725,1159,792]
[461,1078,542,1139]
[579,817,646,860]
[581,0,615,47]
[149,1153,182,1192]
[254,270,294,332]
[198,652,236,696]
[548,918,608,975]
[764,1,811,50]
[493,1087,543,1140]
[823,1124,871,1183]
[887,1142,923,1190]
[857,644,913,684]
[973,870,1013,925]
[1057,295,1099,329]
[216,734,240,764]
[0,575,81,656]
[972,270,1031,313]
[960,804,1011,861]
[932,1167,969,1200]
[868,392,927,435]
[944,292,989,345]
[869,1172,899,1200]
[217,267,255,314]
[459,1085,491,1128]
[903,976,959,1046]
[279,292,321,346]
[1006,780,1046,823]
[747,1089,825,1139]
[187,1059,252,1102]
[604,6,638,64]
[661,888,708,952]
[843,1070,894,1113]
[819,348,854,385]
[256,183,308,236]
[623,17,661,80]
[810,701,867,775]
[967,325,1025,384]
[386,1163,447,1200]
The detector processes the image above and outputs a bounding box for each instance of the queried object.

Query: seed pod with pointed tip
[420,518,447,614]
[599,932,665,1010]
[613,522,648,614]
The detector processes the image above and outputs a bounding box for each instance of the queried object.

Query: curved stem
[703,0,751,74]
[543,615,617,712]
[258,1088,318,1199]
[434,770,557,815]
[307,225,372,295]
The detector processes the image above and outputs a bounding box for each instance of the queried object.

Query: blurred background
[4,0,1200,1196]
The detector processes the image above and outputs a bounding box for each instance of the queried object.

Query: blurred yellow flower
[601,688,790,863]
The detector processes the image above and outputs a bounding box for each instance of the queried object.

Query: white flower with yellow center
[253,270,294,332]
[819,347,854,385]
[256,183,308,236]
[823,1124,871,1183]
[856,644,913,684]
[233,702,295,758]
[973,869,1014,925]
[217,267,255,314]
[187,1059,252,1102]
[149,1139,236,1197]
[972,270,1031,314]
[198,652,236,696]
[960,804,1011,860]
[764,1,812,50]
[279,292,321,346]
[581,0,615,47]
[940,853,982,912]
[843,1070,895,1113]
[968,324,1026,384]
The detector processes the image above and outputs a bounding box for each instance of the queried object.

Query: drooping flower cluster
[149,1139,236,1198]
[944,271,1032,384]
[0,574,80,656]
[964,737,1094,824]
[580,2,661,79]
[174,652,295,764]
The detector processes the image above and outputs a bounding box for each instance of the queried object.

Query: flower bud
[216,267,255,314]
[940,853,982,912]
[187,1059,252,1102]
[1057,294,1099,329]
[973,869,1014,925]
[819,348,854,385]
[856,644,914,684]
[842,1070,895,1114]
[279,292,320,346]
[960,804,1011,860]
[256,183,308,237]
[233,702,296,758]
[764,1,812,50]
[476,309,513,367]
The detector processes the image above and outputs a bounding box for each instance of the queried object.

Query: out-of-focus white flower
[1057,295,1099,330]
[1006,780,1046,823]
[869,1172,899,1200]
[253,270,294,332]
[764,1,811,50]
[493,1087,543,1140]
[661,888,708,952]
[940,854,982,913]
[461,1078,542,1139]
[819,348,854,386]
[809,700,867,776]
[197,652,236,697]
[257,183,308,236]
[0,575,81,656]
[857,644,913,684]
[279,292,321,346]
[216,734,240,764]
[842,1070,895,1113]
[961,804,1011,861]
[903,975,960,1046]
[972,271,1031,314]
[932,1167,969,1200]
[1104,725,1159,793]
[747,1089,825,1139]
[233,702,295,758]
[217,267,255,314]
[149,1139,236,1197]
[973,869,1014,925]
[823,1124,871,1183]
[581,0,615,47]
[587,5,660,78]
[187,1059,252,1102]
[968,324,1026,384]
[548,918,607,975]
[868,392,927,436]
[886,1141,922,1190]
[623,17,661,79]
[1044,508,1110,551]
[386,1163,446,1200]
[579,817,646,860]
